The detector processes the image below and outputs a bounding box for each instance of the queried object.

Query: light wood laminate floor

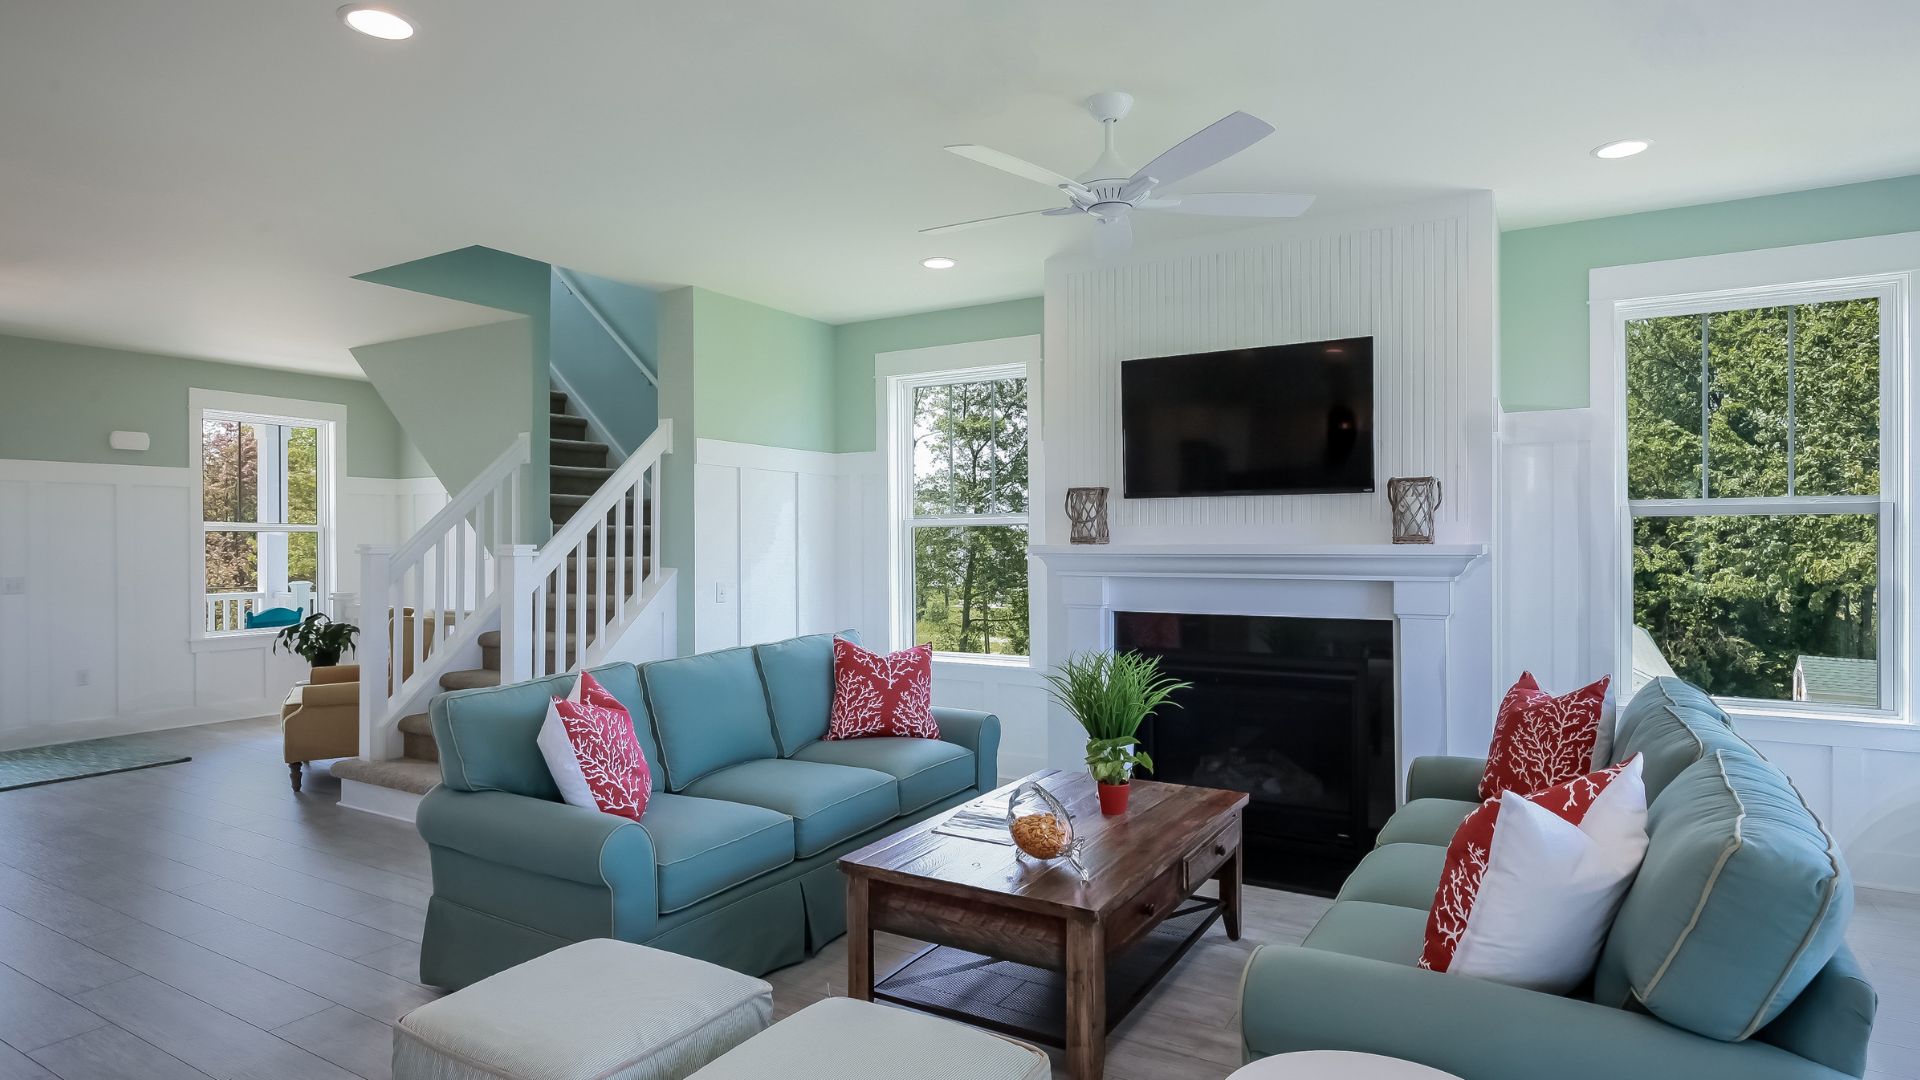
[0,716,1914,1080]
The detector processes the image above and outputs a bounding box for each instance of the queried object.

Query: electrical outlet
[0,577,23,595]
[75,669,90,687]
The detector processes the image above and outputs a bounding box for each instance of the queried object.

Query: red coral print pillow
[1421,756,1640,976]
[1479,672,1611,800]
[536,671,651,820]
[827,638,937,740]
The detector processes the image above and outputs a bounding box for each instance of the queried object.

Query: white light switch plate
[0,577,24,595]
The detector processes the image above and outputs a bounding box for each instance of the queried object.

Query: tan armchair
[281,609,436,791]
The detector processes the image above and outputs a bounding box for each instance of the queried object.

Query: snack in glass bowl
[1005,779,1088,880]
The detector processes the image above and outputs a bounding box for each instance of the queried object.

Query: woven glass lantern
[1387,476,1442,544]
[1065,487,1110,545]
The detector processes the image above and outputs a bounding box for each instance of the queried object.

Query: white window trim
[877,335,1042,663]
[1588,232,1920,725]
[187,389,347,647]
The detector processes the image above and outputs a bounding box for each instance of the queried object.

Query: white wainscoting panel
[932,659,1051,784]
[694,440,876,652]
[1042,193,1498,548]
[1496,408,1605,690]
[0,459,435,751]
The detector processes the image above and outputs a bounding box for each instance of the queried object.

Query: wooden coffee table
[840,769,1248,1080]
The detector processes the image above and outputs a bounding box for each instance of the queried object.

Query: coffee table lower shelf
[872,898,1224,1047]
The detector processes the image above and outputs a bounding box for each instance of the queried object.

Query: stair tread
[550,465,616,478]
[397,713,432,735]
[439,668,501,691]
[330,757,440,795]
[550,438,610,452]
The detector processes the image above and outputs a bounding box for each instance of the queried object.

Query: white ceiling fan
[924,91,1314,256]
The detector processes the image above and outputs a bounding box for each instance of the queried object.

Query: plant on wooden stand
[1042,650,1190,815]
[272,612,359,669]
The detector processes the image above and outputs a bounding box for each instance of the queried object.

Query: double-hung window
[891,365,1031,658]
[197,404,331,636]
[1622,283,1896,711]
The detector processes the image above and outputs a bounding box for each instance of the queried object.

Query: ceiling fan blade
[945,144,1083,193]
[1093,215,1133,257]
[1138,192,1315,218]
[1041,206,1083,216]
[1128,111,1275,188]
[919,207,1063,235]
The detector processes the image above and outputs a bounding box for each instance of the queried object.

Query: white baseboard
[336,777,424,823]
[0,698,282,752]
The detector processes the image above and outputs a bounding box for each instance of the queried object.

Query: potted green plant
[1042,650,1191,815]
[272,612,359,669]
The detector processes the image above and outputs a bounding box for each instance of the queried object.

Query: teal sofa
[1241,676,1875,1080]
[414,632,1000,989]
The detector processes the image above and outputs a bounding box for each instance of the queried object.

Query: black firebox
[1114,611,1395,895]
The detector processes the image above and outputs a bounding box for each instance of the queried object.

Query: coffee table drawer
[1181,816,1240,892]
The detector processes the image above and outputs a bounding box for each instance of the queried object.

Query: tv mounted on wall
[1120,336,1374,498]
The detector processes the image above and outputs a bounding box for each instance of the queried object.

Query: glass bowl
[1006,779,1088,880]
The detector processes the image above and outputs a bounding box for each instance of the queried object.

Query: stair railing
[358,433,530,761]
[497,419,671,683]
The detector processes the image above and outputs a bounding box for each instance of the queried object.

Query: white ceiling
[4,0,1919,378]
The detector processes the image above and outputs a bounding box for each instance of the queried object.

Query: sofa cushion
[1595,752,1853,1042]
[753,631,855,756]
[1301,900,1428,967]
[642,647,781,790]
[1613,702,1758,802]
[1375,798,1482,848]
[434,664,648,798]
[1336,843,1446,910]
[1615,676,1726,750]
[681,759,898,858]
[637,793,796,914]
[791,737,973,814]
[1755,945,1878,1078]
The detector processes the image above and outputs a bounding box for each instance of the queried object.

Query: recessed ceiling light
[339,4,416,40]
[921,256,957,270]
[1592,138,1650,160]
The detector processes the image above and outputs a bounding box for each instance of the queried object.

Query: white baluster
[613,485,628,625]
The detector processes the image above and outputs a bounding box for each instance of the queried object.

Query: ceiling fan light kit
[923,90,1315,255]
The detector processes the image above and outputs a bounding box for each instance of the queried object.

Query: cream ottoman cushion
[394,939,772,1080]
[688,997,1050,1080]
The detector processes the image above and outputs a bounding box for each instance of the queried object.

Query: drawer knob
[1140,900,1159,917]
[1214,844,1227,856]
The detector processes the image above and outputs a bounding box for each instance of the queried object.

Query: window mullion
[1699,311,1711,500]
[1786,305,1797,496]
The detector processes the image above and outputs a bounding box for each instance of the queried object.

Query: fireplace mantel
[1030,543,1487,582]
[1034,541,1494,799]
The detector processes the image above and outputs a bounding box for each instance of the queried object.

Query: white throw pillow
[1448,756,1649,993]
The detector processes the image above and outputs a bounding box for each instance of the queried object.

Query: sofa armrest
[416,787,658,940]
[1240,945,1852,1080]
[1404,755,1487,803]
[932,707,1002,791]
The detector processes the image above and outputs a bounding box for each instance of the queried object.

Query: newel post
[357,546,392,762]
[496,544,538,684]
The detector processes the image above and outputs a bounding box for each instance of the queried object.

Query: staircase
[333,388,673,817]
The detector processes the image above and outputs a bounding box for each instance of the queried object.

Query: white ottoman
[1230,1050,1463,1079]
[688,997,1049,1080]
[394,939,773,1080]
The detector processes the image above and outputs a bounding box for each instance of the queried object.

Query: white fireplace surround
[1033,543,1491,800]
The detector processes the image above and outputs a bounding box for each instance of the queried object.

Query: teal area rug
[0,734,191,792]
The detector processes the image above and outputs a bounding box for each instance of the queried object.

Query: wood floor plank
[273,1006,394,1080]
[80,923,334,1031]
[0,866,134,941]
[186,923,437,1025]
[72,975,358,1080]
[0,1041,57,1080]
[171,880,404,958]
[0,963,107,1054]
[26,1025,212,1080]
[0,910,135,999]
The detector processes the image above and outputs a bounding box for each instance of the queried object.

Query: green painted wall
[831,297,1044,452]
[689,289,836,453]
[350,319,538,493]
[1502,173,1920,410]
[0,333,425,477]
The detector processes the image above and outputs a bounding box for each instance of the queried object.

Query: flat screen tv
[1121,336,1374,498]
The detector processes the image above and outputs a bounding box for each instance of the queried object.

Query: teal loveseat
[414,632,1000,989]
[1241,676,1875,1080]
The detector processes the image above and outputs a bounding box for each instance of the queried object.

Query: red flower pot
[1097,781,1131,816]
